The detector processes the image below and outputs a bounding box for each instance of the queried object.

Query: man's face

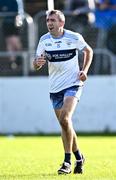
[46,14,64,35]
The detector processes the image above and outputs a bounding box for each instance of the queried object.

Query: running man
[33,10,93,175]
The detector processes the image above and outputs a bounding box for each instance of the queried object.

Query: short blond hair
[46,10,65,22]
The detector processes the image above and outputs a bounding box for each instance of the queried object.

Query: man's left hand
[78,71,87,82]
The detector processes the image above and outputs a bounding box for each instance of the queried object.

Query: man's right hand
[33,55,46,70]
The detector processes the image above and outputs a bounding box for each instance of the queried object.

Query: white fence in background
[0,76,116,134]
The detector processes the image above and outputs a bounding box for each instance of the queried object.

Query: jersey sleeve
[35,38,45,57]
[76,34,88,51]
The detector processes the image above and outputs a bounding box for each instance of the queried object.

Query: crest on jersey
[55,41,61,48]
[57,44,60,48]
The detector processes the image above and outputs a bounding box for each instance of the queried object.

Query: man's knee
[59,111,70,130]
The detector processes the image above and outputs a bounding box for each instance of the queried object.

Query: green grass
[0,136,116,180]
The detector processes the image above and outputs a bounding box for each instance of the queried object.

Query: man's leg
[54,96,84,174]
[55,96,80,152]
[55,96,77,150]
[55,96,77,174]
[59,96,77,153]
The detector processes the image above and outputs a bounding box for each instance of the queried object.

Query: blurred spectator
[106,24,116,54]
[94,0,116,29]
[65,0,89,25]
[0,0,24,69]
[65,0,87,10]
[54,0,64,10]
[64,0,95,33]
[24,0,47,17]
[94,0,116,53]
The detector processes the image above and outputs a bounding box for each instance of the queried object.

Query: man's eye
[51,19,56,22]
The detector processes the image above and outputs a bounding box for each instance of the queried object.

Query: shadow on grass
[0,173,58,179]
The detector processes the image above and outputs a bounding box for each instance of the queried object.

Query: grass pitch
[0,136,116,180]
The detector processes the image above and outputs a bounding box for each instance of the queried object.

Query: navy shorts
[50,85,83,109]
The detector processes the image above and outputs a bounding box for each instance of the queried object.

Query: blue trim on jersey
[50,33,64,40]
[64,30,79,40]
[45,49,76,62]
[40,33,50,41]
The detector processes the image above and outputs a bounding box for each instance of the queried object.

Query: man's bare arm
[79,46,93,81]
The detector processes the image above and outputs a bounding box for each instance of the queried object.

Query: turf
[0,136,116,180]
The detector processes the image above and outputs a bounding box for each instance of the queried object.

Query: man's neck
[51,29,64,38]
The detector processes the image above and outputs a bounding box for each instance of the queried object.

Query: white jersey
[36,29,88,93]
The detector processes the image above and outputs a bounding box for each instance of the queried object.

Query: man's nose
[48,22,52,26]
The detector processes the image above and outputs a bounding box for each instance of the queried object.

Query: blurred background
[0,0,116,135]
